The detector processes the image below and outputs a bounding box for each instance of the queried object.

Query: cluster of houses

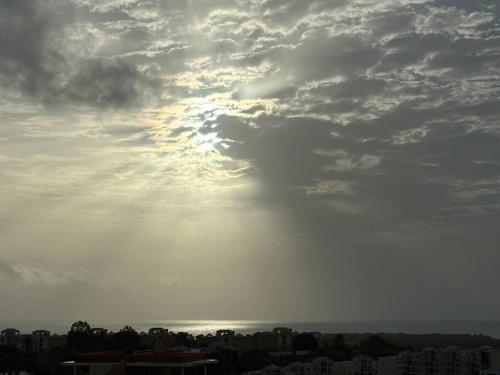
[243,356,374,375]
[244,348,500,375]
[0,328,66,352]
[0,326,296,353]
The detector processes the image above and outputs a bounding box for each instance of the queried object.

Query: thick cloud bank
[1,0,499,321]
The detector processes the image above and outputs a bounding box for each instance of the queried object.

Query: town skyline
[3,320,500,375]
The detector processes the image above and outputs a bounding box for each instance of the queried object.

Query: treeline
[66,321,200,352]
[67,322,141,352]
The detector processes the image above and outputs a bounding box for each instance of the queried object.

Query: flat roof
[62,359,218,368]
[61,352,218,368]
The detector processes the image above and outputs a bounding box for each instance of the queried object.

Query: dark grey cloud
[0,0,67,99]
[63,59,161,109]
[0,0,161,109]
[193,0,500,318]
[206,111,500,318]
[0,260,21,282]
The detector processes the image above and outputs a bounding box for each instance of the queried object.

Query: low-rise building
[243,357,335,375]
[262,364,283,375]
[394,347,481,375]
[62,351,217,375]
[332,361,356,375]
[283,361,313,375]
[312,357,334,375]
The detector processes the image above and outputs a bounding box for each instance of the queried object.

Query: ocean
[2,320,500,338]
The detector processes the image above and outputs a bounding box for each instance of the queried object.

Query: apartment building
[353,355,377,375]
[397,351,417,375]
[31,330,51,352]
[0,328,22,348]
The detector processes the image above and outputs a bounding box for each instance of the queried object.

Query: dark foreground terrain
[1,321,499,375]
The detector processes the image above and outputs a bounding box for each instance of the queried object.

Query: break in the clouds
[0,0,500,322]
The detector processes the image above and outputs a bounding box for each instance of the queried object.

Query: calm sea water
[2,320,500,338]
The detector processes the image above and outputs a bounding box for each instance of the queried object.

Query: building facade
[62,352,217,375]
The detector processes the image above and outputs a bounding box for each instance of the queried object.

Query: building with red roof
[62,351,217,375]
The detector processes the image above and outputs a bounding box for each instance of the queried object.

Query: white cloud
[0,261,94,286]
[415,7,494,36]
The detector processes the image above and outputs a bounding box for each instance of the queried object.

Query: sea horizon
[3,319,500,338]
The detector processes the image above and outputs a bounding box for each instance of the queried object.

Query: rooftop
[62,352,218,367]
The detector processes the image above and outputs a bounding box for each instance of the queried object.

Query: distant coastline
[2,320,500,338]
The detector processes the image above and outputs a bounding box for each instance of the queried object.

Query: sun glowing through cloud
[196,131,219,154]
[138,94,266,187]
[2,0,500,324]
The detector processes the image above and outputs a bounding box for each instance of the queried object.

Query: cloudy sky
[0,0,499,323]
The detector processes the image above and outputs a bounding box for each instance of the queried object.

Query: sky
[0,0,499,324]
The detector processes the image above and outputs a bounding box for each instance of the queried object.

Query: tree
[112,326,140,350]
[67,321,93,351]
[175,332,195,347]
[120,325,136,333]
[327,334,352,361]
[70,321,91,333]
[293,333,318,351]
[358,335,402,359]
